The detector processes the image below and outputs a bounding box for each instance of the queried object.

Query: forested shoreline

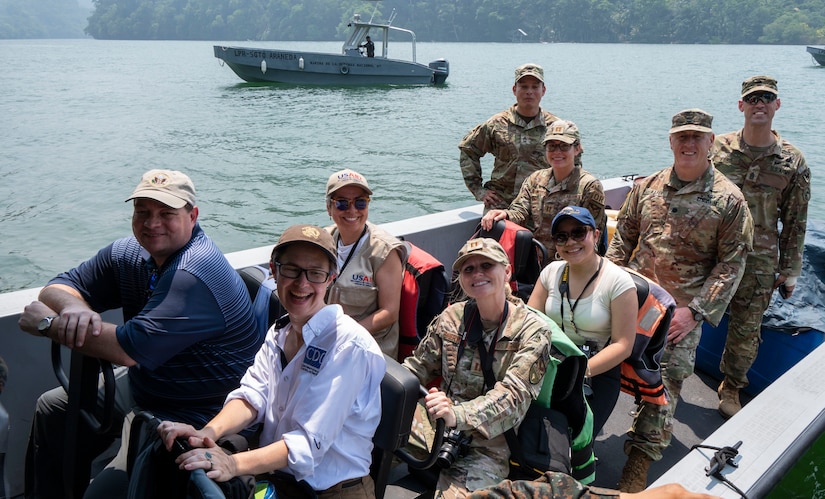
[2,0,824,44]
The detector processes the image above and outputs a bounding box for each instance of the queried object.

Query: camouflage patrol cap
[741,75,778,97]
[542,120,580,145]
[670,109,713,134]
[514,63,544,83]
[453,238,510,271]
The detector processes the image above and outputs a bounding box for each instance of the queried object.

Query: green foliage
[2,0,825,43]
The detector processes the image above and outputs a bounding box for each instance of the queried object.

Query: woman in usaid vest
[527,206,637,436]
[158,225,385,498]
[402,238,553,496]
[324,168,409,359]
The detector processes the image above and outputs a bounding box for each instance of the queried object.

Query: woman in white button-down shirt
[159,224,386,498]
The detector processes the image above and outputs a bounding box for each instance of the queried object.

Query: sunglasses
[461,261,497,274]
[274,263,331,283]
[552,226,591,245]
[332,197,370,211]
[546,142,575,152]
[743,92,777,105]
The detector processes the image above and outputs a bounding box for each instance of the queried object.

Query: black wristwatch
[37,315,58,336]
[688,307,703,322]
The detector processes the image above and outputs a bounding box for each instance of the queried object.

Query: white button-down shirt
[226,304,385,490]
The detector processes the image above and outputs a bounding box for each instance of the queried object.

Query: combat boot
[617,448,651,493]
[717,380,742,419]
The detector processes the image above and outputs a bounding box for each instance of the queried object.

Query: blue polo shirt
[49,223,263,426]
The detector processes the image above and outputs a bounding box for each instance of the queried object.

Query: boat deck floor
[385,368,751,498]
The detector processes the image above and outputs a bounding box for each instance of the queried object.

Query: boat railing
[343,16,419,62]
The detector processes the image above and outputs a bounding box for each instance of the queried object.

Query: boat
[1,176,823,498]
[213,10,449,86]
[806,46,825,66]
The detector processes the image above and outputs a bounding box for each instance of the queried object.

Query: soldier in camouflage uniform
[605,109,753,492]
[466,471,721,499]
[711,75,811,419]
[481,120,606,257]
[402,238,553,498]
[459,63,564,212]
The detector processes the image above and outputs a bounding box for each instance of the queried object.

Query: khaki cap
[326,169,373,196]
[514,63,544,83]
[741,75,778,97]
[125,169,196,209]
[670,109,713,134]
[543,120,580,145]
[273,224,336,267]
[453,238,510,271]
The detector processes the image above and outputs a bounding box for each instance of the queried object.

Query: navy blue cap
[551,206,597,234]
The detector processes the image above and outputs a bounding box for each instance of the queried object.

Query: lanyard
[559,257,603,335]
[331,225,368,284]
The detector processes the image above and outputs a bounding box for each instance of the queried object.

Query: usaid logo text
[302,346,327,375]
[348,273,373,287]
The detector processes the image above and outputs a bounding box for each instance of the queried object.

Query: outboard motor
[429,58,449,84]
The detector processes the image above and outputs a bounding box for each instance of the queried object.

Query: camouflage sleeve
[402,314,446,386]
[778,149,810,279]
[452,320,551,439]
[466,472,620,499]
[579,178,606,235]
[605,182,641,266]
[506,175,534,226]
[459,123,492,201]
[690,196,754,326]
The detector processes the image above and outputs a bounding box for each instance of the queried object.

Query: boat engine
[429,59,449,84]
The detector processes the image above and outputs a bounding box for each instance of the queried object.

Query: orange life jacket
[397,242,449,361]
[620,269,674,405]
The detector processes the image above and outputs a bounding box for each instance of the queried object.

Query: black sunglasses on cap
[332,197,370,210]
[552,226,591,245]
[743,92,777,105]
[546,142,575,152]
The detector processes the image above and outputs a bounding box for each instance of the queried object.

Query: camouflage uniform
[459,106,561,210]
[505,167,606,256]
[402,296,553,496]
[467,472,620,499]
[605,165,753,460]
[712,130,810,388]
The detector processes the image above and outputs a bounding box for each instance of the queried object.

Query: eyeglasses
[546,142,575,152]
[332,197,370,211]
[552,226,591,245]
[274,263,331,283]
[461,261,496,274]
[743,92,777,105]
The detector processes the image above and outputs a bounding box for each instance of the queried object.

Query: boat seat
[371,356,421,498]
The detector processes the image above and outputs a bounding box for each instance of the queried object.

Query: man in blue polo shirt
[18,169,264,498]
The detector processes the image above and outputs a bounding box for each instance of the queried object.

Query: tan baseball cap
[125,169,196,209]
[326,169,373,196]
[741,75,778,97]
[273,224,336,267]
[514,63,544,83]
[453,238,510,271]
[543,120,580,145]
[670,109,713,134]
